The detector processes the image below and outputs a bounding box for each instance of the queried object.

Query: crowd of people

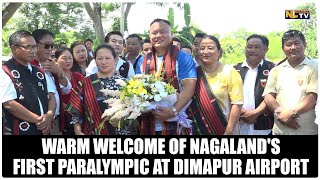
[1,18,318,135]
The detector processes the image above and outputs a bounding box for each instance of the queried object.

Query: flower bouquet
[99,74,178,130]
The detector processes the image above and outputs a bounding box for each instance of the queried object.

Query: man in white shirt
[191,33,206,67]
[86,31,135,79]
[1,69,17,135]
[2,30,56,135]
[32,29,71,135]
[234,34,275,135]
[125,34,144,74]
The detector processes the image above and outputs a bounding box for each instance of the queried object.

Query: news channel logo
[285,10,310,19]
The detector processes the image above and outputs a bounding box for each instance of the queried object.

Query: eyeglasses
[14,45,38,51]
[38,41,55,49]
[282,30,303,40]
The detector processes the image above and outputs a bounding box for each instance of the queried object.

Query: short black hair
[9,30,33,46]
[172,37,181,43]
[127,34,143,45]
[32,29,54,42]
[246,34,269,48]
[181,46,192,50]
[192,33,206,43]
[55,47,71,59]
[150,18,171,27]
[70,41,86,57]
[143,37,151,44]
[94,44,117,59]
[84,38,93,43]
[58,42,67,48]
[104,31,123,43]
[281,30,306,48]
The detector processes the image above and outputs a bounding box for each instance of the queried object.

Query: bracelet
[171,107,179,117]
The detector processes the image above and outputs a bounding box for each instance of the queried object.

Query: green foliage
[188,23,206,36]
[110,17,120,32]
[220,36,246,64]
[174,34,192,48]
[178,27,194,43]
[102,3,120,13]
[184,3,191,27]
[265,32,283,62]
[288,2,317,58]
[2,18,17,56]
[2,1,315,63]
[167,7,179,33]
[17,3,84,35]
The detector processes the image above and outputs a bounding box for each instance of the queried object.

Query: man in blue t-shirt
[140,18,197,135]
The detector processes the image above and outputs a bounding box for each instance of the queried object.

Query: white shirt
[236,60,271,135]
[1,69,17,103]
[85,57,135,79]
[39,64,71,117]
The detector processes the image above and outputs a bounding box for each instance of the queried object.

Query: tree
[122,2,134,32]
[15,3,84,35]
[266,31,283,62]
[2,3,22,28]
[83,2,105,45]
[183,3,191,27]
[288,2,317,58]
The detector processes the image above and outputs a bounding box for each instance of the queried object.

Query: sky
[124,0,317,36]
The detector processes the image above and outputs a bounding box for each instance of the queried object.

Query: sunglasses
[38,41,55,49]
[282,30,303,40]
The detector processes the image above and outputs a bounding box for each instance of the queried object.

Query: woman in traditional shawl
[187,35,244,135]
[55,47,83,135]
[66,44,130,135]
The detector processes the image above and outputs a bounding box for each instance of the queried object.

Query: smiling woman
[66,44,135,135]
[187,35,243,135]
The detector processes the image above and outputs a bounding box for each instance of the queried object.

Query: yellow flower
[166,84,176,94]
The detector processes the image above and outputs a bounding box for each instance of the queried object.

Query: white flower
[111,109,129,120]
[151,87,157,93]
[160,91,168,98]
[128,111,141,119]
[115,79,127,86]
[100,74,178,132]
[154,94,162,102]
[100,89,121,97]
[154,81,163,89]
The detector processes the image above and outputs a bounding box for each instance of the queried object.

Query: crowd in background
[1,18,318,136]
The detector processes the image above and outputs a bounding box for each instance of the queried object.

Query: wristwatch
[171,107,179,117]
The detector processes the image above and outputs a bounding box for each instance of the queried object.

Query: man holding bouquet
[140,18,197,135]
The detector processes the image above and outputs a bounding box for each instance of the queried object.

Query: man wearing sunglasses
[31,29,71,135]
[263,30,318,135]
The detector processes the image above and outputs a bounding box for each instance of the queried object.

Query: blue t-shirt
[175,50,197,81]
[138,50,197,88]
